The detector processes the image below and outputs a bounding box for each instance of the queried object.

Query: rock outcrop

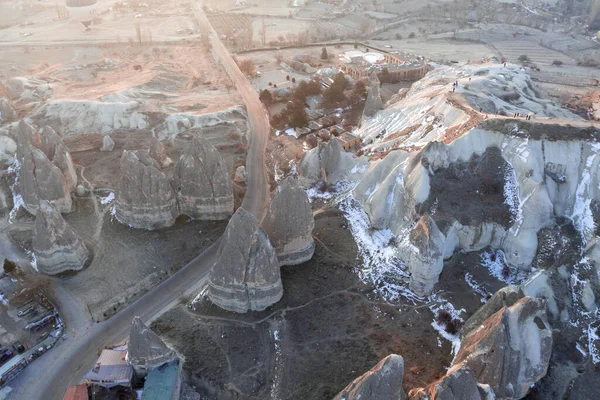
[299,138,367,185]
[0,135,17,166]
[362,72,383,119]
[173,137,233,220]
[400,214,445,297]
[149,137,172,167]
[129,316,178,376]
[0,97,16,124]
[454,296,553,399]
[334,354,406,400]
[32,200,88,275]
[409,366,495,400]
[461,285,524,337]
[262,176,315,266]
[19,147,72,215]
[11,121,74,215]
[115,150,178,229]
[100,135,115,152]
[38,126,77,192]
[207,208,283,313]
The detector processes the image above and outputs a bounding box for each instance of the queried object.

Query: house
[82,349,133,389]
[63,384,89,400]
[337,132,360,150]
[141,360,182,400]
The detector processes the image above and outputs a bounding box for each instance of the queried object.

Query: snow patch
[99,192,115,205]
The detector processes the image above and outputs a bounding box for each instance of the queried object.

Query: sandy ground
[153,209,453,399]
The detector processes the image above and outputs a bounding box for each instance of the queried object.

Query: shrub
[395,33,402,40]
[552,60,563,66]
[408,32,415,38]
[518,54,530,63]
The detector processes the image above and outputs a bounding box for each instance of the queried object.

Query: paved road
[7,2,270,398]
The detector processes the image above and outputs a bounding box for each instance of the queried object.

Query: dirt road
[7,2,270,398]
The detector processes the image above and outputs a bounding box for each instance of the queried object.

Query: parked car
[12,342,25,354]
[17,306,33,317]
[0,350,13,364]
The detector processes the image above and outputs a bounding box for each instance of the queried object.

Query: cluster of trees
[264,78,323,130]
[237,58,256,76]
[261,72,367,130]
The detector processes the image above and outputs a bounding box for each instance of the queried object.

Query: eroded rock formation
[129,316,177,375]
[362,72,383,119]
[100,135,115,152]
[409,366,495,400]
[454,296,552,399]
[173,137,233,220]
[207,208,283,313]
[32,200,88,275]
[299,137,367,185]
[262,176,314,265]
[19,147,72,215]
[0,97,16,124]
[115,150,178,229]
[11,121,74,214]
[334,354,406,400]
[400,214,445,296]
[38,126,77,192]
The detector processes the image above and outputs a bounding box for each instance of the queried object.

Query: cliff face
[33,200,88,275]
[262,176,314,266]
[353,124,600,296]
[207,208,283,313]
[115,150,179,229]
[173,136,233,220]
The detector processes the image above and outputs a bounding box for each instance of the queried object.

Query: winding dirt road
[8,2,270,398]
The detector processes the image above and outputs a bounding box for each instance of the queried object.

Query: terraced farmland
[492,40,575,65]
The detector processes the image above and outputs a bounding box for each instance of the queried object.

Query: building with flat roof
[82,349,133,389]
[337,131,360,150]
[141,360,182,400]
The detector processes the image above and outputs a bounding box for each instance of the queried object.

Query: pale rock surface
[115,150,178,229]
[409,366,495,400]
[234,165,247,185]
[128,316,178,375]
[149,137,172,167]
[19,147,72,215]
[454,296,553,399]
[0,135,17,166]
[100,135,115,152]
[299,138,367,185]
[173,136,233,220]
[38,126,77,192]
[333,354,406,400]
[262,176,314,265]
[208,208,283,313]
[0,97,16,123]
[33,200,88,275]
[354,123,600,295]
[362,72,383,119]
[461,285,524,338]
[399,214,445,297]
